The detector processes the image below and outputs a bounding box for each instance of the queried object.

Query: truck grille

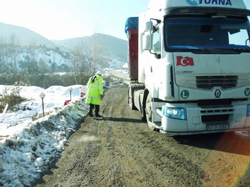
[200,106,234,123]
[176,75,249,90]
[202,115,229,123]
[196,76,238,90]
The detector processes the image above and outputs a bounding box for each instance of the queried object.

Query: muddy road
[36,85,250,187]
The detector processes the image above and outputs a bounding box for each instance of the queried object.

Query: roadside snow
[0,85,89,187]
[0,85,87,134]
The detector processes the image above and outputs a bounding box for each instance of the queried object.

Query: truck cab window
[228,29,249,45]
[165,16,250,53]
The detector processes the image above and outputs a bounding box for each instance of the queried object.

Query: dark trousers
[89,104,100,115]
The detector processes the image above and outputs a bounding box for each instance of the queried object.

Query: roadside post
[69,87,73,101]
[39,92,46,117]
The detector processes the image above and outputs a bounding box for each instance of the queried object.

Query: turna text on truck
[125,0,250,135]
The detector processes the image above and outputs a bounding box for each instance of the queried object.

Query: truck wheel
[145,94,156,131]
[128,87,136,110]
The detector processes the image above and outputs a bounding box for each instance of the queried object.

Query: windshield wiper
[214,47,250,53]
[192,47,250,54]
[233,48,250,52]
[191,48,243,54]
[170,46,212,54]
[170,46,250,54]
[190,48,212,54]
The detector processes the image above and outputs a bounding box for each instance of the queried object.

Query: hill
[0,22,129,75]
[0,22,128,62]
[52,34,128,62]
[0,22,57,48]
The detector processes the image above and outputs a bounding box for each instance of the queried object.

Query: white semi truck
[125,0,250,135]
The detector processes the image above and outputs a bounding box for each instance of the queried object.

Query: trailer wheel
[145,94,156,131]
[128,86,136,110]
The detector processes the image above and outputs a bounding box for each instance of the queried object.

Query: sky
[0,0,149,41]
[0,0,249,41]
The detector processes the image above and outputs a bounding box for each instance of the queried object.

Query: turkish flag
[176,56,194,66]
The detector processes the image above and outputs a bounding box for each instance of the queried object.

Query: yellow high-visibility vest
[85,74,104,105]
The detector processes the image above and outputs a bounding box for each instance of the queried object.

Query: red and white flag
[176,56,194,66]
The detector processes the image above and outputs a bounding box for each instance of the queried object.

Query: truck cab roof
[147,0,250,16]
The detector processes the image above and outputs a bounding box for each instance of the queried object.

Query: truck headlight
[247,105,250,116]
[162,106,187,120]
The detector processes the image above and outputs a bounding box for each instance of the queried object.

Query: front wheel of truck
[145,94,156,131]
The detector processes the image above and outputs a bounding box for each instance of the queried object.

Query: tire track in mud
[94,100,125,187]
[126,93,204,186]
[102,86,204,186]
[118,103,204,186]
[36,85,250,187]
[120,125,205,187]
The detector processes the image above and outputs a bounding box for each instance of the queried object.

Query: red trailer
[127,29,138,80]
[125,17,139,81]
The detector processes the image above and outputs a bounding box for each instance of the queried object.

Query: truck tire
[145,94,156,131]
[128,86,136,110]
[128,84,145,111]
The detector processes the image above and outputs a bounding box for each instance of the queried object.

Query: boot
[88,112,93,117]
[95,113,103,117]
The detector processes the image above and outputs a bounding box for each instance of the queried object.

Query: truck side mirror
[143,21,153,50]
[143,33,152,50]
[145,21,153,32]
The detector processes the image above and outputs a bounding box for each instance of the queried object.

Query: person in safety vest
[86,71,104,117]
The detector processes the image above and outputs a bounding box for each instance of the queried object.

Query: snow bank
[0,99,89,187]
[0,85,87,134]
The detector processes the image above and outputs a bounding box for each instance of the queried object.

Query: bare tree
[0,35,9,72]
[0,35,8,45]
[9,34,20,72]
[26,46,38,74]
[70,25,105,84]
[71,41,86,84]
[82,32,104,75]
[29,37,37,47]
[10,33,20,46]
[38,58,48,88]
[51,53,57,74]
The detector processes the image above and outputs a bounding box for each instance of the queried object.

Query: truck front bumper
[154,102,250,136]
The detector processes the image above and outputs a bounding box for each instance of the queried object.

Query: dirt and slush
[35,85,250,187]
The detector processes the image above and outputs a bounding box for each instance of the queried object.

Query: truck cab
[126,0,250,135]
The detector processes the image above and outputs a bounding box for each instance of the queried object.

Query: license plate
[207,124,229,131]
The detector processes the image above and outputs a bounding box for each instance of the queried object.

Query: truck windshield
[165,16,250,53]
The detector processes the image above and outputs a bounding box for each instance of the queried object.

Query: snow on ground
[0,85,87,134]
[0,85,89,187]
